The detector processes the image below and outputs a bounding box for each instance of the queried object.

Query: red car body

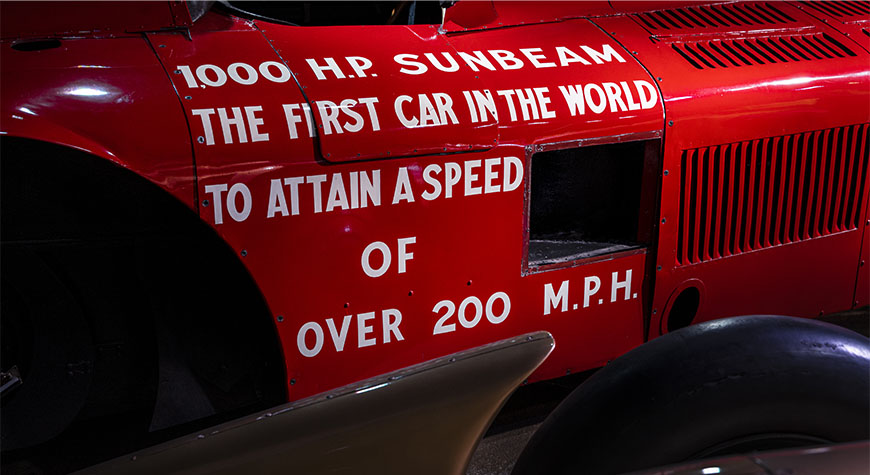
[1,0,868,438]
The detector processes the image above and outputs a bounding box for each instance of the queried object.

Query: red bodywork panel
[1,1,868,400]
[0,34,196,206]
[595,1,870,333]
[0,1,191,40]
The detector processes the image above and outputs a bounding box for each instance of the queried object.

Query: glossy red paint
[1,1,867,401]
[145,12,655,397]
[594,1,869,335]
[1,34,196,206]
[0,1,191,40]
[441,1,613,32]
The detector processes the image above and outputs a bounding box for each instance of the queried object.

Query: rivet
[662,218,667,224]
[467,280,472,286]
[449,357,456,363]
[276,315,284,322]
[173,69,181,74]
[663,170,669,176]
[668,120,674,126]
[326,394,333,399]
[653,309,657,314]
[202,199,209,207]
[408,290,414,296]
[184,95,192,100]
[656,265,662,271]
[326,153,331,157]
[861,260,865,267]
[197,136,205,143]
[344,302,349,308]
[566,369,571,375]
[657,77,663,81]
[197,434,205,439]
[158,44,166,48]
[290,378,296,385]
[819,310,825,316]
[522,379,528,385]
[632,51,637,54]
[241,249,248,257]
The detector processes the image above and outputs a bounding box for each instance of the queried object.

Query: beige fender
[79,332,554,475]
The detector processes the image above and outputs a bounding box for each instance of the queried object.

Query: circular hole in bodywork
[667,286,700,332]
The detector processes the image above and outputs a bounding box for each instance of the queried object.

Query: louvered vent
[800,1,870,18]
[635,2,795,31]
[671,33,856,69]
[676,124,869,266]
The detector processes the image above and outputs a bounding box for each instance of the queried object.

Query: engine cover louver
[676,124,869,266]
[634,2,795,32]
[800,1,870,19]
[671,33,857,69]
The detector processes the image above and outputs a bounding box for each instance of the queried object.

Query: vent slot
[671,33,857,69]
[635,2,795,31]
[800,1,870,18]
[676,124,869,266]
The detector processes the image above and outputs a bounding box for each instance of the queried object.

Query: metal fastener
[290,378,296,385]
[668,120,674,126]
[197,136,205,143]
[202,199,209,207]
[656,265,662,271]
[662,218,667,224]
[241,249,248,257]
[276,315,284,322]
[663,170,669,176]
[184,95,192,100]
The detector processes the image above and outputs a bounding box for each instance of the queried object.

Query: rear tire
[512,315,870,475]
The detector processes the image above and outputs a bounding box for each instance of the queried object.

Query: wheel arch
[1,136,287,470]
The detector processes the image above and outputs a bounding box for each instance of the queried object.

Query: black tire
[512,315,870,475]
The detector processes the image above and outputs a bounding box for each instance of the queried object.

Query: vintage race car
[1,1,868,473]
